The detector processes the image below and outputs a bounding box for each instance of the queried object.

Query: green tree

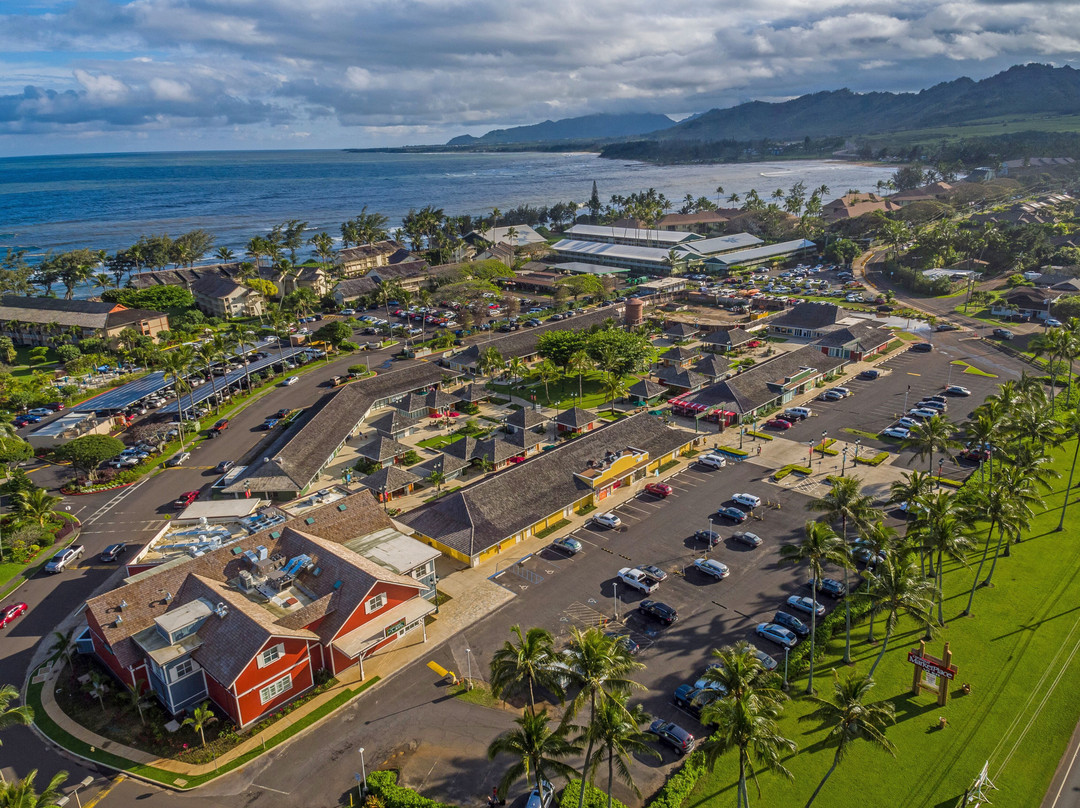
[312,321,352,352]
[864,553,936,675]
[779,521,846,694]
[182,701,218,748]
[489,626,564,715]
[83,669,110,711]
[585,331,650,376]
[599,372,628,415]
[532,360,560,403]
[699,641,786,709]
[479,347,505,379]
[13,488,78,529]
[567,350,594,401]
[426,469,446,493]
[583,696,658,808]
[487,709,581,799]
[0,768,68,808]
[0,437,33,478]
[701,691,795,808]
[902,414,959,475]
[56,435,125,482]
[800,671,896,807]
[0,682,34,742]
[562,628,644,808]
[0,337,15,365]
[807,476,877,664]
[537,331,589,369]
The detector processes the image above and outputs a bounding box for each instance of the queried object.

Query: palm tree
[0,769,68,808]
[912,492,973,626]
[214,246,235,263]
[599,372,628,415]
[698,641,785,708]
[182,701,218,748]
[46,629,75,676]
[479,347,505,380]
[83,670,109,711]
[1032,328,1070,410]
[583,696,658,808]
[489,626,563,714]
[487,709,580,800]
[701,691,795,808]
[982,466,1041,581]
[779,521,846,694]
[159,345,196,446]
[196,342,222,414]
[122,682,147,726]
[567,350,594,401]
[12,488,78,530]
[962,470,1023,616]
[863,553,936,675]
[902,414,960,476]
[562,628,644,808]
[807,476,877,663]
[507,356,527,385]
[1057,409,1080,531]
[0,683,33,742]
[426,469,446,493]
[800,671,896,808]
[533,360,560,404]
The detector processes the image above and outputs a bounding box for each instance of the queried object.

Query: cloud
[0,0,1078,151]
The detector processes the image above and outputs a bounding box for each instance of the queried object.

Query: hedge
[785,597,874,673]
[367,770,456,808]
[719,447,749,458]
[814,438,839,457]
[854,451,890,466]
[647,752,706,808]
[773,464,812,481]
[745,430,774,441]
[932,475,965,489]
[560,780,627,808]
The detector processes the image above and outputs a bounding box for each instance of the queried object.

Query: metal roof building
[703,239,817,268]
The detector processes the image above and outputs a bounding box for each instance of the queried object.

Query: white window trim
[364,593,386,614]
[258,643,284,668]
[169,659,197,682]
[259,674,293,704]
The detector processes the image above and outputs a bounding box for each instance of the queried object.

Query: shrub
[746,430,774,441]
[366,770,456,808]
[774,464,812,481]
[55,344,81,363]
[354,458,381,475]
[854,451,890,466]
[399,450,422,466]
[560,780,627,808]
[338,340,359,352]
[348,364,368,374]
[459,402,481,415]
[648,752,706,808]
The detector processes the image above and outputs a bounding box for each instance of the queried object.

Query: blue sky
[0,0,1078,156]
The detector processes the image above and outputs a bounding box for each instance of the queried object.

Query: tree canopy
[57,434,125,480]
[102,286,195,311]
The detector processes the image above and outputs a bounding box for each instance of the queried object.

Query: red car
[0,602,27,628]
[766,418,793,430]
[644,482,673,498]
[173,490,200,509]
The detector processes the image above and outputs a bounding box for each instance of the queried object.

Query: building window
[259,643,284,668]
[259,674,293,704]
[365,593,386,614]
[170,659,194,681]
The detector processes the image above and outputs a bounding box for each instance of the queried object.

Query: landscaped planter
[62,480,138,495]
[717,447,748,460]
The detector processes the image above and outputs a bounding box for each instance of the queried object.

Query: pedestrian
[757,445,762,456]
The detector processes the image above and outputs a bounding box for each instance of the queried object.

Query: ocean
[0,149,897,259]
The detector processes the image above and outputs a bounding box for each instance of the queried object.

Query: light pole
[358,747,368,799]
[739,427,744,449]
[841,446,848,476]
[465,648,473,687]
[613,582,619,621]
[854,438,861,464]
[807,440,814,468]
[705,518,714,557]
[57,776,95,808]
[903,384,910,415]
[783,646,790,691]
[938,458,944,487]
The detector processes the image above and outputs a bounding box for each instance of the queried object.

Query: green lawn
[489,372,638,411]
[951,360,999,379]
[685,439,1080,808]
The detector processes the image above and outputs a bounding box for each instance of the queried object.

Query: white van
[784,406,812,421]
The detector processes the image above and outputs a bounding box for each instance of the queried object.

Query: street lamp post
[854,438,861,464]
[57,776,95,808]
[358,747,368,799]
[820,430,827,459]
[938,458,944,487]
[903,385,910,415]
[613,582,619,621]
[841,446,848,476]
[807,440,814,468]
[739,427,744,449]
[783,647,790,691]
[465,648,472,687]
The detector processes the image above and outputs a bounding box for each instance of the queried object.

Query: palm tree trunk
[867,606,876,643]
[577,691,597,808]
[842,563,851,664]
[937,549,945,626]
[984,525,1008,586]
[806,604,816,695]
[607,751,614,808]
[738,753,748,808]
[963,520,997,615]
[869,619,894,675]
[528,676,536,716]
[1057,436,1080,531]
[804,757,840,808]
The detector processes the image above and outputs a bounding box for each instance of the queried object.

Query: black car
[810,577,847,598]
[858,369,880,380]
[771,610,810,638]
[649,720,696,755]
[638,600,678,626]
[100,543,127,562]
[910,342,933,353]
[694,529,721,548]
[605,632,640,656]
[673,685,713,718]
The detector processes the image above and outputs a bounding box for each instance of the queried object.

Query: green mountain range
[647,63,1080,142]
[446,112,675,146]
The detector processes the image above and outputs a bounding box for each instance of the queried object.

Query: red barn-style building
[84,518,432,728]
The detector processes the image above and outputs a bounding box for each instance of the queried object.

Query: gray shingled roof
[359,465,421,493]
[681,345,847,414]
[413,452,470,478]
[703,327,753,347]
[656,367,707,390]
[0,296,166,330]
[501,428,545,450]
[453,383,492,403]
[443,435,521,464]
[366,409,422,437]
[504,407,547,430]
[356,434,412,462]
[769,302,843,330]
[814,322,891,350]
[555,406,599,428]
[661,345,701,362]
[401,414,692,557]
[225,363,459,494]
[664,321,699,337]
[694,355,731,379]
[628,377,666,400]
[191,274,249,300]
[335,277,379,299]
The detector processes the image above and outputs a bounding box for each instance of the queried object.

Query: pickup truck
[618,567,660,595]
[45,545,84,573]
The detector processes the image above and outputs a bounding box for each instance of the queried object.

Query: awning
[332,597,436,659]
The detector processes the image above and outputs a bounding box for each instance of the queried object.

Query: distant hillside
[447,112,676,146]
[654,64,1080,142]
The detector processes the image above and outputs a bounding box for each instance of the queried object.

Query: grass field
[951,360,999,379]
[857,112,1080,147]
[685,439,1080,808]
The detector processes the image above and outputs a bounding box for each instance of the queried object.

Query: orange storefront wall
[332,583,422,642]
[235,659,314,726]
[205,672,241,725]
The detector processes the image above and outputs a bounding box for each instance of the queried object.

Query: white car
[1046,318,1063,327]
[618,567,658,594]
[693,558,730,580]
[881,426,910,439]
[281,376,300,386]
[698,453,727,470]
[731,493,761,509]
[593,512,622,529]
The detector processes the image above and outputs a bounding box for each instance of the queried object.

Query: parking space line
[619,503,649,515]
